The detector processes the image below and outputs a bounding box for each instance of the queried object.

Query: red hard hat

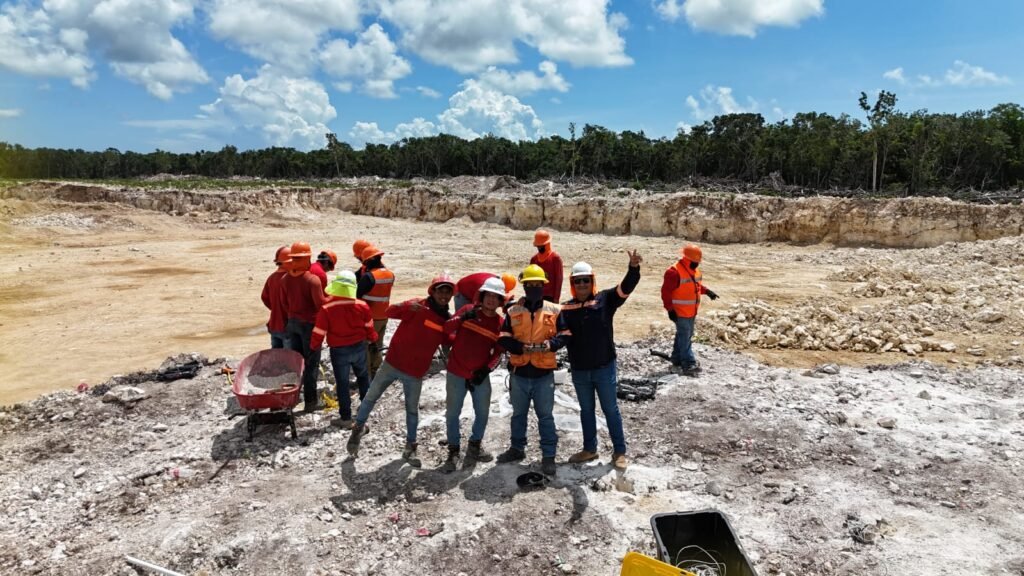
[361,245,384,262]
[429,273,455,292]
[681,244,702,263]
[290,241,312,259]
[533,229,551,246]
[352,239,370,259]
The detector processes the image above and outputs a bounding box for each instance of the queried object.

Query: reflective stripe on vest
[365,268,395,319]
[670,262,702,318]
[462,321,500,341]
[507,301,560,370]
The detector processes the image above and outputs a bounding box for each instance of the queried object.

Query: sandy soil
[3,197,1018,405]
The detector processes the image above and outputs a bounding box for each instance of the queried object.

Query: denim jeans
[509,372,557,457]
[286,319,321,404]
[329,342,370,421]
[445,373,492,449]
[269,331,290,350]
[671,316,697,367]
[572,360,627,455]
[355,361,423,444]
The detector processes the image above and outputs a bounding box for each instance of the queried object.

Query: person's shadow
[330,454,475,509]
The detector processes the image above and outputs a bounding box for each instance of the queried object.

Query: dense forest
[2,93,1023,196]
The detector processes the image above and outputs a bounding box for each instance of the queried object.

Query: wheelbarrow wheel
[246,415,256,442]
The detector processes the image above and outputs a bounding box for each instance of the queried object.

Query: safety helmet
[289,241,312,259]
[681,244,702,263]
[361,245,385,262]
[520,264,549,284]
[570,262,594,278]
[352,239,370,259]
[429,273,456,293]
[317,250,338,266]
[274,245,290,265]
[533,229,551,247]
[501,273,517,293]
[325,270,358,298]
[479,277,507,299]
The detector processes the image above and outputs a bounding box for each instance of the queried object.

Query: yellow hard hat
[520,264,549,284]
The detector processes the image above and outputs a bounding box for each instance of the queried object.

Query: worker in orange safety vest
[660,244,719,376]
[356,245,394,378]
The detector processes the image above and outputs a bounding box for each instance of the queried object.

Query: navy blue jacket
[557,264,641,371]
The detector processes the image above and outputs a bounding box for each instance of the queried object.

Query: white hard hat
[570,262,594,278]
[479,277,507,298]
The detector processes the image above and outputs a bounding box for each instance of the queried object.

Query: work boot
[402,443,422,468]
[541,456,556,476]
[682,363,702,377]
[346,424,368,456]
[466,440,493,463]
[496,447,526,463]
[612,453,628,471]
[568,450,599,464]
[442,446,460,473]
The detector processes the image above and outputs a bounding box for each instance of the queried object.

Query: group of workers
[261,230,717,476]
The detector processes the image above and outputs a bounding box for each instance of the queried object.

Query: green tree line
[2,95,1023,196]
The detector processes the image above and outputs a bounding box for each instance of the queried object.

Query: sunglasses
[572,278,592,285]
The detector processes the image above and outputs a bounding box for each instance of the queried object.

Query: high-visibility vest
[362,268,395,319]
[670,261,703,318]
[505,300,562,370]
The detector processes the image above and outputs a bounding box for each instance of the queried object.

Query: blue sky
[0,0,1021,153]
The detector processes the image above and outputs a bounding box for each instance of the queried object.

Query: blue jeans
[286,319,320,405]
[572,360,627,455]
[270,331,290,349]
[355,361,423,444]
[329,342,370,421]
[509,373,557,458]
[445,373,492,448]
[671,316,697,367]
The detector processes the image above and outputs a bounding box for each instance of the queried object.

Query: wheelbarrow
[231,349,303,441]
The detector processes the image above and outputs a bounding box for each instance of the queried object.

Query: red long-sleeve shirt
[309,262,329,293]
[661,262,708,311]
[310,297,377,350]
[530,251,564,302]
[384,298,451,379]
[281,272,326,324]
[261,269,288,332]
[456,272,496,302]
[444,304,504,379]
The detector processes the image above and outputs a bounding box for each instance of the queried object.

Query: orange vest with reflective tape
[507,300,561,370]
[363,268,395,319]
[671,261,703,318]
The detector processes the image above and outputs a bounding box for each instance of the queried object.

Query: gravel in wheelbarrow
[232,349,304,441]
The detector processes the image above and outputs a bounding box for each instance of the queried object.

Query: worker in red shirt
[347,274,455,468]
[311,271,377,426]
[280,241,326,411]
[309,250,336,293]
[441,277,507,472]
[454,272,517,311]
[261,245,291,349]
[529,229,564,303]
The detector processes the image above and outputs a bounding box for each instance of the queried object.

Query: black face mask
[525,286,545,303]
[689,261,699,271]
[536,245,546,254]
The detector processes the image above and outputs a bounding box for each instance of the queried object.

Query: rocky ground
[1,341,1022,576]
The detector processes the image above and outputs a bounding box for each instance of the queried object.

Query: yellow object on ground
[320,390,338,411]
[620,552,694,576]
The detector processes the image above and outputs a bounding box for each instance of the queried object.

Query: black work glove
[367,342,379,354]
[460,307,478,321]
[471,368,490,386]
[705,289,719,301]
[667,310,678,322]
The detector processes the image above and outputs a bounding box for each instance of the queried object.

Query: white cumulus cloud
[686,85,758,121]
[883,61,1011,88]
[0,108,24,118]
[320,23,411,99]
[0,3,94,87]
[349,117,438,146]
[477,60,570,96]
[201,65,337,150]
[415,86,441,98]
[376,0,631,73]
[207,0,362,73]
[657,0,824,36]
[882,67,906,84]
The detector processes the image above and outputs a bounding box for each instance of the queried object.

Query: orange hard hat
[681,244,702,263]
[533,229,551,247]
[429,273,455,293]
[318,250,338,266]
[273,245,290,264]
[361,245,384,262]
[289,241,312,259]
[501,273,517,293]
[352,239,370,259]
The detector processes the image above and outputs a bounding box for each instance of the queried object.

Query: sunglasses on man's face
[572,278,592,285]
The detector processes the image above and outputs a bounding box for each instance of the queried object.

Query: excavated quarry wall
[5,181,1024,248]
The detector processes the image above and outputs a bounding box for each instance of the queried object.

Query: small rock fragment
[877,417,897,429]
